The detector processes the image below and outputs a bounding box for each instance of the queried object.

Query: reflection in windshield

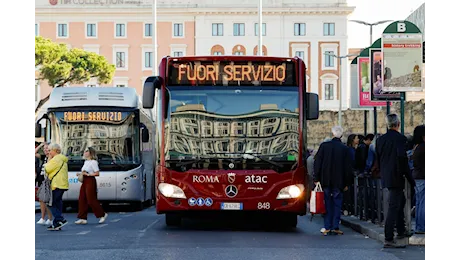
[164,86,299,169]
[49,111,140,164]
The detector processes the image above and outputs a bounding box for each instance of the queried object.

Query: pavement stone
[340,215,425,246]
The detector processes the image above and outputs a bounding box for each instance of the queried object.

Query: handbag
[78,173,84,183]
[38,161,64,206]
[310,182,326,215]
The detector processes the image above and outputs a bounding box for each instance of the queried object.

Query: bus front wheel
[165,213,182,227]
[283,214,298,228]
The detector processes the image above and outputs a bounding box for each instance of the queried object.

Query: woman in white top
[75,147,108,224]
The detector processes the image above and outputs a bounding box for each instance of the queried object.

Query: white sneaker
[45,219,53,226]
[99,213,108,224]
[37,218,46,225]
[75,219,88,225]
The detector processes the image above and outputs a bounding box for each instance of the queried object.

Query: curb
[341,215,424,246]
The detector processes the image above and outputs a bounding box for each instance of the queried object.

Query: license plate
[220,202,243,210]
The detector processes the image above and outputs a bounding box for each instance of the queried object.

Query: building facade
[35,0,354,111]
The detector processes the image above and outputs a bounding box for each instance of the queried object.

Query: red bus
[143,55,319,227]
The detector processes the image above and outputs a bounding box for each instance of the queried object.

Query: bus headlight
[276,184,305,199]
[158,183,186,199]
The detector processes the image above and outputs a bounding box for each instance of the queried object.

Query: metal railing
[343,173,412,230]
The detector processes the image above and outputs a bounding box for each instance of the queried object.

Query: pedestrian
[36,142,53,226]
[412,125,425,234]
[376,114,414,248]
[346,134,359,169]
[44,143,69,231]
[314,126,353,236]
[356,134,375,174]
[75,147,108,225]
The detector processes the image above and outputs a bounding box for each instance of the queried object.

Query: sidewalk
[341,215,425,246]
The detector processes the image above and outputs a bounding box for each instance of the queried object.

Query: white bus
[35,87,156,211]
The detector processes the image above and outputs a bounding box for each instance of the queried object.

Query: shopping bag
[310,182,326,215]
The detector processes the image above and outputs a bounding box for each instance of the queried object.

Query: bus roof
[47,87,139,109]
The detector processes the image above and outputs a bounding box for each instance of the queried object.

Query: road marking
[76,231,91,235]
[110,218,121,223]
[140,219,159,233]
[96,224,108,228]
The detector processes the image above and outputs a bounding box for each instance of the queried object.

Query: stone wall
[306,100,425,150]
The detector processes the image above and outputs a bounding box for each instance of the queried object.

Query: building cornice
[35,7,355,16]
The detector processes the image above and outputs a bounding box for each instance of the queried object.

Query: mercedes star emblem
[227,173,236,184]
[225,185,238,198]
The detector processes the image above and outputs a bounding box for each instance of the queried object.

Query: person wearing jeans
[44,143,69,231]
[314,126,353,236]
[323,188,344,232]
[412,125,425,234]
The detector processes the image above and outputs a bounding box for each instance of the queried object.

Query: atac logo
[49,0,58,5]
[227,173,236,184]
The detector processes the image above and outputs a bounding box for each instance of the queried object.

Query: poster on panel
[358,57,387,107]
[369,48,400,101]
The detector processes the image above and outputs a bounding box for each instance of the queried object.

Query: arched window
[232,45,246,55]
[210,45,225,55]
[253,45,267,56]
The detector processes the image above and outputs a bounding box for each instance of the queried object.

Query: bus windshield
[165,86,300,171]
[48,110,140,167]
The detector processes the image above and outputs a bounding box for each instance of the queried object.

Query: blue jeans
[48,189,66,227]
[323,188,343,230]
[415,180,425,232]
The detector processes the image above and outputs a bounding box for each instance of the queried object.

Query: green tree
[35,36,116,113]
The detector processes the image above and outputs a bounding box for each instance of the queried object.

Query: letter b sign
[397,23,406,32]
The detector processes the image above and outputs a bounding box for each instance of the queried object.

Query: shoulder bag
[38,161,64,206]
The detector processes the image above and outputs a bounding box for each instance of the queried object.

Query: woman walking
[75,147,108,224]
[36,142,53,225]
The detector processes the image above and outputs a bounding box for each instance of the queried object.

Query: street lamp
[350,20,392,135]
[152,0,158,75]
[324,52,359,127]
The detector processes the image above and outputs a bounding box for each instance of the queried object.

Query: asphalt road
[35,206,425,260]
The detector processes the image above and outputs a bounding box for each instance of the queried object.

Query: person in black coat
[376,114,414,248]
[314,126,353,236]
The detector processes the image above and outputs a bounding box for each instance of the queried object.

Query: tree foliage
[35,36,115,87]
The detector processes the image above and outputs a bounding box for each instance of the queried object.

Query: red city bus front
[143,56,319,227]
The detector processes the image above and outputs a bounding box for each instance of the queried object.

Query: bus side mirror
[142,128,149,143]
[306,93,319,120]
[142,76,162,109]
[35,123,42,138]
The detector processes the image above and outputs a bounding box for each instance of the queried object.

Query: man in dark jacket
[356,134,374,174]
[376,114,414,248]
[314,126,353,236]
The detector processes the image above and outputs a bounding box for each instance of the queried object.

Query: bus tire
[165,213,181,227]
[131,201,144,212]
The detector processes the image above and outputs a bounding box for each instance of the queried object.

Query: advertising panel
[369,49,400,101]
[358,57,387,106]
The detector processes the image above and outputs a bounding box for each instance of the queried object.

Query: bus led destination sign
[178,64,286,82]
[63,111,123,122]
[168,60,296,86]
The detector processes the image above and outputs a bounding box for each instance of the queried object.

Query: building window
[116,84,126,88]
[58,24,68,37]
[325,84,334,100]
[145,23,152,37]
[325,51,335,67]
[87,23,96,37]
[213,51,223,55]
[212,23,223,36]
[35,23,39,36]
[173,51,183,57]
[323,23,335,36]
[173,23,183,37]
[145,52,152,68]
[233,23,245,36]
[116,52,126,68]
[295,51,304,60]
[294,23,306,36]
[255,23,266,36]
[234,51,244,56]
[116,23,126,37]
